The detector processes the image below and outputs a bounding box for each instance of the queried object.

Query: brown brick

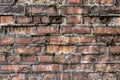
[82,55,96,63]
[5,26,36,34]
[11,74,25,80]
[103,73,116,80]
[67,0,80,4]
[0,74,11,80]
[88,73,101,79]
[0,16,13,24]
[15,36,30,44]
[60,73,71,80]
[26,74,42,80]
[0,35,14,45]
[66,15,81,24]
[0,46,12,53]
[80,36,96,43]
[55,55,66,63]
[114,55,120,62]
[94,27,120,34]
[33,16,48,24]
[42,73,56,80]
[65,36,80,44]
[96,36,111,43]
[33,64,60,71]
[7,56,20,63]
[37,26,58,34]
[100,0,113,5]
[16,16,31,24]
[50,36,64,44]
[83,17,101,24]
[46,45,74,54]
[113,36,120,43]
[98,55,113,63]
[83,0,98,4]
[78,46,106,54]
[62,26,91,34]
[32,36,46,44]
[72,73,87,80]
[69,55,80,63]
[95,64,112,71]
[0,55,5,62]
[38,55,53,62]
[22,56,36,62]
[1,65,30,72]
[112,64,120,71]
[110,46,120,53]
[14,46,41,54]
[118,73,120,79]
[45,6,57,14]
[0,0,14,5]
[60,6,82,14]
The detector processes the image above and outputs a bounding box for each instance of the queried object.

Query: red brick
[94,27,120,34]
[114,55,120,62]
[0,55,5,62]
[110,46,120,53]
[0,35,14,45]
[16,16,31,24]
[32,36,46,44]
[46,45,74,54]
[60,73,71,80]
[45,6,57,14]
[22,56,36,62]
[38,55,53,62]
[33,16,48,24]
[112,64,120,71]
[37,26,58,34]
[62,26,91,34]
[0,74,11,80]
[88,73,101,79]
[103,73,116,80]
[96,36,111,43]
[80,36,95,43]
[6,26,36,34]
[7,56,20,63]
[72,73,87,80]
[65,36,80,44]
[55,55,66,63]
[78,46,106,54]
[114,17,120,24]
[33,64,60,71]
[67,0,80,4]
[14,46,41,54]
[60,6,82,14]
[83,17,101,24]
[50,36,64,44]
[1,65,30,72]
[0,16,13,24]
[66,15,81,24]
[69,55,80,63]
[11,74,25,80]
[95,64,112,71]
[113,36,120,43]
[100,0,113,5]
[82,55,96,63]
[98,55,113,63]
[28,6,44,14]
[15,36,30,44]
[0,46,12,53]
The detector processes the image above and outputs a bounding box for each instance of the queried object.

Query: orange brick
[0,16,13,24]
[65,36,80,44]
[67,0,80,4]
[80,36,96,43]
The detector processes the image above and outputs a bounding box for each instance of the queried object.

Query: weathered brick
[65,36,80,44]
[50,36,64,44]
[32,36,46,44]
[66,15,81,24]
[60,6,82,14]
[62,26,91,34]
[38,55,53,62]
[0,46,12,53]
[113,36,120,43]
[0,0,14,5]
[100,0,113,5]
[78,46,106,54]
[110,46,120,53]
[103,73,116,80]
[94,27,120,34]
[55,55,66,63]
[15,36,30,44]
[14,46,41,54]
[67,0,80,4]
[83,17,101,24]
[26,74,42,80]
[88,73,101,79]
[80,36,96,43]
[42,73,57,80]
[16,16,31,24]
[5,26,36,34]
[22,56,36,62]
[37,26,58,34]
[72,73,87,80]
[11,74,25,80]
[98,55,113,63]
[0,16,13,24]
[82,55,96,63]
[95,64,113,71]
[49,16,63,24]
[0,35,14,45]
[1,65,30,72]
[69,55,80,63]
[46,45,74,54]
[33,64,60,71]
[96,36,111,43]
[114,55,120,62]
[7,56,20,63]
[0,55,5,62]
[83,0,98,4]
[0,74,11,80]
[60,73,71,80]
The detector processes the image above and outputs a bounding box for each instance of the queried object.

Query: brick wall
[0,0,120,80]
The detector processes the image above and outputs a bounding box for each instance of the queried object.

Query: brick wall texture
[0,0,120,80]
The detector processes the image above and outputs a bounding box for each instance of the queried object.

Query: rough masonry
[0,0,120,80]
